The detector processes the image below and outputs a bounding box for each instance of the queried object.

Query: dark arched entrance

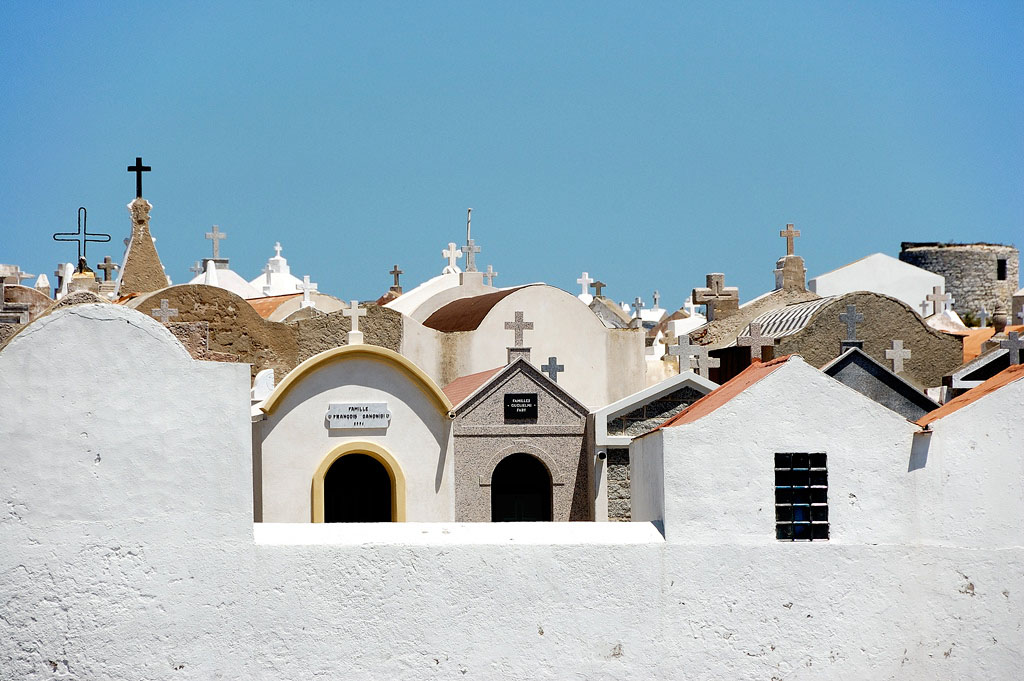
[491,453,552,522]
[323,453,392,522]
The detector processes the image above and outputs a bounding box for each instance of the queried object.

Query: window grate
[775,452,828,541]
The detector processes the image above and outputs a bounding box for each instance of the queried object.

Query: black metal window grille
[775,452,828,541]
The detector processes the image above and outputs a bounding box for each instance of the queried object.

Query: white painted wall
[258,355,455,522]
[809,253,944,313]
[2,313,1021,679]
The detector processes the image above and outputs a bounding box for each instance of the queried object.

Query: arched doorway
[323,453,392,522]
[491,453,552,522]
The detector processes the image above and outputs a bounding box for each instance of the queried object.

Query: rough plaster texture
[691,287,819,350]
[809,252,944,312]
[453,362,589,521]
[774,292,963,388]
[257,354,455,522]
[605,448,631,521]
[900,242,1019,319]
[293,303,402,361]
[117,198,170,296]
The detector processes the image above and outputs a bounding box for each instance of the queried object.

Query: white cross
[273,242,283,258]
[344,300,367,333]
[484,265,498,286]
[261,263,273,295]
[576,272,594,296]
[632,296,645,317]
[151,299,178,324]
[442,242,463,274]
[652,290,661,310]
[683,298,697,318]
[885,340,911,373]
[926,286,953,315]
[190,261,203,275]
[205,225,227,259]
[979,304,989,328]
[296,275,318,308]
[919,300,930,317]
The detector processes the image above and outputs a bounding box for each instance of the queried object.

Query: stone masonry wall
[899,243,1019,318]
[606,448,631,521]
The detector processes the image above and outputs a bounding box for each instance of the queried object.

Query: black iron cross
[53,207,111,262]
[127,156,151,198]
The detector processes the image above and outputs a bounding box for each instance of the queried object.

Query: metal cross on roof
[541,356,564,382]
[926,286,953,315]
[442,242,463,274]
[1000,331,1024,365]
[463,208,480,272]
[53,207,111,263]
[839,304,864,341]
[344,301,367,333]
[737,322,773,361]
[96,256,118,282]
[483,265,498,286]
[979,304,989,328]
[591,280,606,298]
[390,265,403,288]
[632,296,645,317]
[577,272,594,296]
[296,275,318,308]
[780,223,800,256]
[504,310,533,347]
[151,299,178,324]
[127,157,151,198]
[205,225,227,259]
[885,339,911,373]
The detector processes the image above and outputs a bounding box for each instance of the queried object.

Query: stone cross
[780,223,800,256]
[692,273,739,322]
[737,322,773,361]
[666,336,697,372]
[689,344,720,379]
[839,304,864,341]
[190,261,203,276]
[53,206,111,262]
[541,356,564,382]
[205,225,227,259]
[344,301,367,333]
[390,265,403,288]
[979,304,989,328]
[919,300,930,316]
[652,290,661,309]
[577,272,594,296]
[296,275,318,308]
[96,256,118,282]
[483,265,498,286]
[442,242,463,274]
[632,296,645,317]
[462,209,481,272]
[504,311,533,347]
[1000,332,1024,365]
[127,156,151,198]
[926,286,953,315]
[591,280,606,298]
[885,340,911,373]
[151,299,178,324]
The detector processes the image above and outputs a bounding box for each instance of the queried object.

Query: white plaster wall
[259,356,455,521]
[629,429,665,527]
[809,253,944,312]
[398,314,446,382]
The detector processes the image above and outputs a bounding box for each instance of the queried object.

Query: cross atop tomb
[683,298,697,318]
[591,280,606,298]
[652,290,661,310]
[463,209,480,272]
[780,223,800,256]
[737,322,773,361]
[296,275,318,308]
[666,336,698,373]
[926,286,953,315]
[505,310,533,347]
[53,207,111,262]
[839,304,864,341]
[885,340,911,373]
[273,242,283,258]
[919,300,930,317]
[190,261,203,276]
[541,356,564,382]
[442,242,463,274]
[151,299,178,324]
[127,156,151,198]
[96,256,118,282]
[390,265,403,289]
[692,273,739,321]
[205,225,227,259]
[689,343,720,379]
[1001,331,1024,365]
[577,272,594,296]
[344,301,367,335]
[632,296,645,317]
[979,304,989,328]
[484,265,498,286]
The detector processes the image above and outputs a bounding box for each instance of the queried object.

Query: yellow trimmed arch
[312,441,407,522]
[260,344,454,416]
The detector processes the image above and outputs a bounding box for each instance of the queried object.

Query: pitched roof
[655,355,793,429]
[442,366,504,406]
[422,286,532,332]
[917,363,1024,427]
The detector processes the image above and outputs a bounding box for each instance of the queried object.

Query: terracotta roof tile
[422,286,532,332]
[247,293,301,319]
[655,355,793,429]
[442,366,504,406]
[916,363,1024,427]
[961,325,1023,362]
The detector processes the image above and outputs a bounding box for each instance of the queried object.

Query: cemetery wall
[2,308,1021,680]
[899,242,1019,318]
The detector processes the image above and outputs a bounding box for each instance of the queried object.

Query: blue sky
[1,2,1021,310]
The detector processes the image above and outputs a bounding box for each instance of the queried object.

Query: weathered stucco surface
[691,287,820,350]
[117,198,170,296]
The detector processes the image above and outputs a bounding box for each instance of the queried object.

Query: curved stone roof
[421,285,533,332]
[741,296,837,339]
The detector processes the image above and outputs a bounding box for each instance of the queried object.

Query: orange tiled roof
[247,293,301,319]
[442,366,504,407]
[655,355,793,429]
[917,363,1024,427]
[961,325,1023,362]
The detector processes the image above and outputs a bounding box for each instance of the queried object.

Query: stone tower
[899,242,1019,320]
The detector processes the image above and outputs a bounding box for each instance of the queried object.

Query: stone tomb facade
[445,358,590,521]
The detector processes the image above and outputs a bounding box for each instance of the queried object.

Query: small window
[775,452,828,541]
[997,259,1007,281]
